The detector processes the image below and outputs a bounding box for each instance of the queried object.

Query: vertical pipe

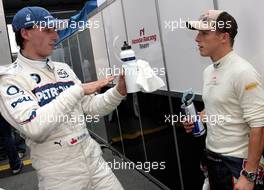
[213,0,219,9]
[76,34,86,82]
[101,2,126,156]
[134,93,149,162]
[101,11,112,68]
[115,108,126,156]
[154,0,185,189]
[120,0,148,162]
[67,39,73,68]
[120,0,129,42]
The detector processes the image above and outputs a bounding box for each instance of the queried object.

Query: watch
[240,169,257,183]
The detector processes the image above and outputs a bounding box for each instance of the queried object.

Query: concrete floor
[0,148,164,190]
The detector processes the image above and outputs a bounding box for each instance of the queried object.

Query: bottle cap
[182,88,195,105]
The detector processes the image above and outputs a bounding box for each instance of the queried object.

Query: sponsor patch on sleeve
[6,85,24,96]
[245,82,258,91]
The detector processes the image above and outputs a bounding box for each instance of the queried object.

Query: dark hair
[14,27,33,49]
[216,12,238,47]
[15,30,24,49]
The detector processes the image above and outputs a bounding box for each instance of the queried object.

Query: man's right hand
[182,110,205,133]
[81,76,115,95]
[183,119,195,133]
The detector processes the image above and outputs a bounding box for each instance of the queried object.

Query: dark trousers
[205,149,264,190]
[0,115,21,170]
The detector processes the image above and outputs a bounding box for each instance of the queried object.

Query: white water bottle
[120,41,140,93]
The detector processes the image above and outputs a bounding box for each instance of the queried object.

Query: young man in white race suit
[0,6,127,190]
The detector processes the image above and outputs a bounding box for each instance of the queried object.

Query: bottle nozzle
[121,41,131,50]
[182,88,195,105]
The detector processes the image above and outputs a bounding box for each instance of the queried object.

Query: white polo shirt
[203,51,264,158]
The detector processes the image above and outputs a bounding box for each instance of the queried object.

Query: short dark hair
[15,30,24,49]
[216,12,238,47]
[14,27,33,50]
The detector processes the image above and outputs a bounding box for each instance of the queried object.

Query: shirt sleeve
[0,75,84,142]
[63,64,125,117]
[234,68,264,128]
[81,86,125,117]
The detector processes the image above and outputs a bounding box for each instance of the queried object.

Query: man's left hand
[234,175,254,190]
[116,73,127,96]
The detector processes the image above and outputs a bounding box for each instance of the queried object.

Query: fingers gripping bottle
[120,41,140,93]
[181,89,205,137]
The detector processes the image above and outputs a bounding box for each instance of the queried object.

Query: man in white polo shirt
[184,10,264,190]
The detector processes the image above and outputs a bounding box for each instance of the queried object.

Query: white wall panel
[0,1,12,65]
[122,0,168,90]
[102,0,127,84]
[158,0,214,94]
[89,13,110,80]
[218,0,264,83]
